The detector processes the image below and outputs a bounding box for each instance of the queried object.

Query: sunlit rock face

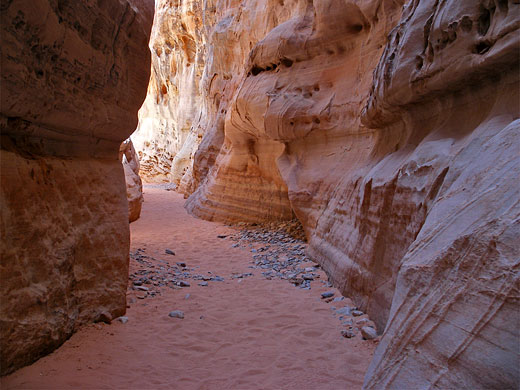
[0,0,153,375]
[132,0,206,184]
[135,0,519,387]
[120,139,144,222]
[133,0,308,203]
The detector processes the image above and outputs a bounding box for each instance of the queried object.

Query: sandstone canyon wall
[0,0,153,375]
[135,0,519,388]
[120,139,144,222]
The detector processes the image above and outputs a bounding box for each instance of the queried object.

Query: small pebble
[176,262,187,267]
[333,296,344,302]
[361,326,377,340]
[336,306,352,316]
[117,316,129,324]
[178,281,190,287]
[352,310,364,317]
[184,293,190,300]
[165,249,176,256]
[168,310,185,319]
[198,281,208,287]
[135,286,149,291]
[321,291,334,299]
[341,330,356,338]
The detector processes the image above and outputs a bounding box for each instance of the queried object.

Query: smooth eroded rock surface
[0,0,153,375]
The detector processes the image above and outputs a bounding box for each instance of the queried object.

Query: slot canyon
[1,0,519,388]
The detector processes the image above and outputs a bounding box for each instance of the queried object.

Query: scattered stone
[361,326,377,340]
[321,291,334,299]
[176,262,187,268]
[135,286,149,291]
[305,267,315,272]
[352,310,364,317]
[336,306,352,316]
[136,292,147,299]
[168,310,184,319]
[178,281,190,287]
[217,235,228,239]
[117,316,129,324]
[165,249,175,256]
[341,329,356,338]
[184,293,190,300]
[198,281,208,287]
[302,274,314,281]
[333,297,344,302]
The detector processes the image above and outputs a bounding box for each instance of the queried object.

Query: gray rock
[184,293,190,300]
[321,291,335,299]
[135,286,149,291]
[361,326,377,340]
[336,306,352,316]
[168,310,185,319]
[198,281,208,286]
[178,281,190,287]
[352,310,364,317]
[165,249,176,256]
[333,296,344,302]
[305,267,315,272]
[341,330,356,338]
[117,316,129,324]
[302,274,314,281]
[176,262,187,267]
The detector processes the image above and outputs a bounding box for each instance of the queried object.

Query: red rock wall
[0,0,153,375]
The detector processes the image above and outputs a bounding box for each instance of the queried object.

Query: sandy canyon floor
[2,186,376,390]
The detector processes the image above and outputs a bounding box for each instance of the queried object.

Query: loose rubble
[128,248,227,300]
[225,220,323,289]
[128,222,377,343]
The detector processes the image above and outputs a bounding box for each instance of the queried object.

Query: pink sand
[1,187,375,389]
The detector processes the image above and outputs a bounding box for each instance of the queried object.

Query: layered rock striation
[0,0,153,375]
[136,0,519,388]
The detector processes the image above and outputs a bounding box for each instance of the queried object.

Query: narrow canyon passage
[1,186,376,390]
